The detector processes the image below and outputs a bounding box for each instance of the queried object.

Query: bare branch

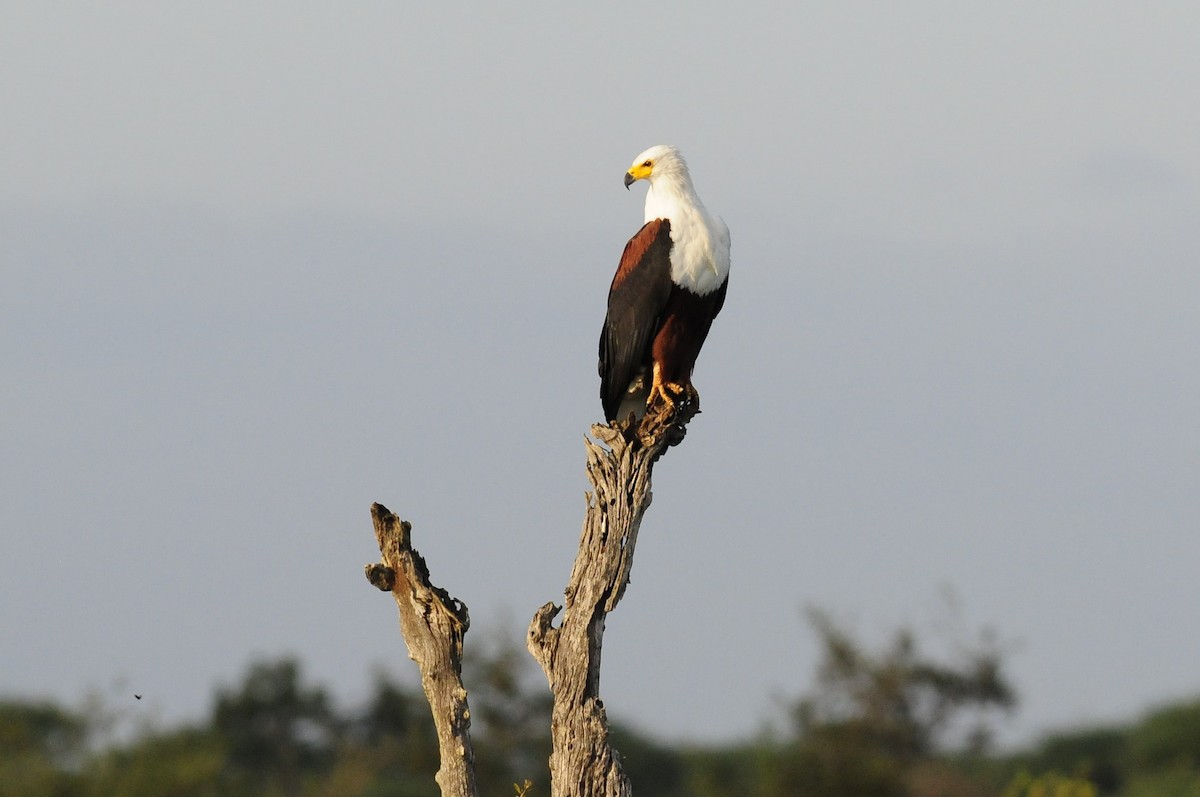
[365,503,479,797]
[528,399,699,797]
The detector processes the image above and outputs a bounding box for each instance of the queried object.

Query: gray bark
[527,401,698,797]
[365,504,479,797]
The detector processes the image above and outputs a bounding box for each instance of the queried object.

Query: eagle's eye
[642,160,652,168]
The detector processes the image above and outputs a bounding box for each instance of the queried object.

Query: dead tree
[365,398,698,797]
[365,505,478,797]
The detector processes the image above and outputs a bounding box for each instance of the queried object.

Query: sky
[2,3,1199,748]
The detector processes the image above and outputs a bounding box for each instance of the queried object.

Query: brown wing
[598,219,674,421]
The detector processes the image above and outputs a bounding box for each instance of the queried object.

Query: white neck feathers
[643,169,730,296]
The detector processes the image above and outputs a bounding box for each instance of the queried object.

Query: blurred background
[2,3,1198,795]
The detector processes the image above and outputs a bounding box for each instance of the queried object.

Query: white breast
[644,185,730,296]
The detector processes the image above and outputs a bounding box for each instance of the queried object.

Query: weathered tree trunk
[527,402,697,797]
[366,397,697,797]
[365,504,479,797]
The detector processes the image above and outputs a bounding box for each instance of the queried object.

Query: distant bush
[1003,770,1097,797]
[1128,699,1200,771]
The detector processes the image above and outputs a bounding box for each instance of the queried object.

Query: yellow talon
[648,364,687,411]
[649,383,675,410]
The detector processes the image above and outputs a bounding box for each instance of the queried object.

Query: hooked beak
[624,161,652,189]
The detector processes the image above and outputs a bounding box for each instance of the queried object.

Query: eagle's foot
[648,376,689,415]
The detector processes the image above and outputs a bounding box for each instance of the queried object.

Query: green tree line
[3,614,1197,797]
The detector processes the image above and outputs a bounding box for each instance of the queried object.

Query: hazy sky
[3,3,1199,747]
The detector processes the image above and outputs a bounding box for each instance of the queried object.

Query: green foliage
[210,657,340,795]
[1002,770,1097,797]
[0,700,87,762]
[1117,769,1200,797]
[1128,700,1200,771]
[776,730,909,796]
[993,698,1200,797]
[681,743,774,797]
[85,727,224,797]
[609,722,686,796]
[5,622,1199,797]
[1018,726,1127,793]
[346,669,440,791]
[0,699,88,797]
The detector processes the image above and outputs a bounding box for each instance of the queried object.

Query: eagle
[599,145,730,423]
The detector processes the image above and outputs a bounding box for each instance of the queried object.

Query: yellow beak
[624,162,653,189]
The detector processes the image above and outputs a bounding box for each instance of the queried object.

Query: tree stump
[527,399,698,797]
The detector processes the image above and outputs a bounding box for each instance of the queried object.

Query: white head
[623,145,692,190]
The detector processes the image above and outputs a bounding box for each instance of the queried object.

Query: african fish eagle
[599,145,730,423]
